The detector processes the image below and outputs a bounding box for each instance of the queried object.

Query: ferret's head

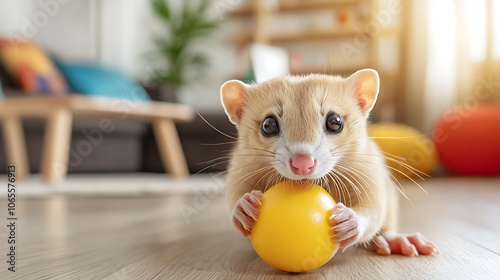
[220,69,379,181]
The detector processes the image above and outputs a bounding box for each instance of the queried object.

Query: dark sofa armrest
[1,88,30,98]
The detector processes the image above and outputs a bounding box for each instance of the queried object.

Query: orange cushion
[0,38,68,94]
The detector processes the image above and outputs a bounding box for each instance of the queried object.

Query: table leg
[152,119,189,178]
[41,109,73,183]
[1,116,29,180]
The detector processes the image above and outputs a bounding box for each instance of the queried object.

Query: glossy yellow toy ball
[368,122,437,179]
[250,181,338,272]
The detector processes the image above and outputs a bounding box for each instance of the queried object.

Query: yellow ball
[368,122,437,179]
[250,181,338,272]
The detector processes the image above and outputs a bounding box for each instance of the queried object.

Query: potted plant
[147,0,220,102]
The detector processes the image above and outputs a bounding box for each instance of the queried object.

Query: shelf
[291,67,398,77]
[230,5,254,17]
[236,26,402,45]
[231,0,363,17]
[291,65,365,75]
[273,28,361,44]
[377,27,401,37]
[281,0,363,12]
[237,28,363,45]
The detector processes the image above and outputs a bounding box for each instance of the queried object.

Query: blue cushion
[55,61,150,101]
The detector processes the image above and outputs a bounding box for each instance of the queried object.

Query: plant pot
[145,83,178,103]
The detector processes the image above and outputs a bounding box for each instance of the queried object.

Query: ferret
[220,69,437,256]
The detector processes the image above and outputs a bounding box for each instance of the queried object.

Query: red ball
[433,105,500,175]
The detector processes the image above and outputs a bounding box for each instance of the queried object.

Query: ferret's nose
[290,154,316,175]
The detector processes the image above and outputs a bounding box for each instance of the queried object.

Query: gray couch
[143,111,237,174]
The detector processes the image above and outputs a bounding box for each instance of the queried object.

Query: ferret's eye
[261,116,280,136]
[326,113,343,133]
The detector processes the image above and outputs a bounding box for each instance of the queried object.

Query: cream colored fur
[221,70,397,245]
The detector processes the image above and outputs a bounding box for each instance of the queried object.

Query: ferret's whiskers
[201,159,270,175]
[386,171,412,203]
[199,154,273,166]
[341,156,426,196]
[341,151,428,180]
[336,148,428,190]
[194,161,229,174]
[275,174,284,191]
[379,150,429,177]
[336,171,352,207]
[262,169,279,192]
[326,139,425,204]
[318,175,325,189]
[260,168,279,192]
[335,169,363,205]
[238,146,277,156]
[342,159,412,203]
[326,173,341,203]
[199,141,237,146]
[228,166,271,192]
[338,155,416,197]
[197,112,237,140]
[369,135,432,140]
[329,171,351,207]
[337,163,377,199]
[254,168,272,191]
[328,172,347,204]
[196,157,259,175]
[231,165,274,193]
[272,172,283,189]
[335,164,374,206]
[320,175,332,196]
[383,165,427,194]
[264,169,282,191]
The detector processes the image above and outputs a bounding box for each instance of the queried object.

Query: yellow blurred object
[368,122,437,179]
[250,181,338,272]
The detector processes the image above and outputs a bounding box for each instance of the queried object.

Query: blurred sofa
[0,39,152,174]
[0,85,236,175]
[0,41,235,175]
[143,110,236,174]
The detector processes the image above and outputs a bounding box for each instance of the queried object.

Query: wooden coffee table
[0,95,194,182]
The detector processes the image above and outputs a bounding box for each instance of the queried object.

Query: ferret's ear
[347,69,380,116]
[220,80,248,125]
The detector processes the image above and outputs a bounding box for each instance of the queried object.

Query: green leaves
[149,0,220,86]
[151,0,171,23]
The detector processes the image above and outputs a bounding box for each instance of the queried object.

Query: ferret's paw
[374,232,438,256]
[329,203,360,249]
[232,190,263,236]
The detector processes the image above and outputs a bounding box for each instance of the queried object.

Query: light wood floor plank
[0,177,499,279]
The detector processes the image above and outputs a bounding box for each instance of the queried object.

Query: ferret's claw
[374,235,391,256]
[432,247,440,255]
[329,203,360,249]
[232,190,263,236]
[374,232,438,256]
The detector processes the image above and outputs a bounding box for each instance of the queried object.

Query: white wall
[0,1,93,59]
[0,2,33,35]
[0,1,403,113]
[99,0,154,77]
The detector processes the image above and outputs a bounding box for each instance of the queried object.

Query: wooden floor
[1,176,499,279]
